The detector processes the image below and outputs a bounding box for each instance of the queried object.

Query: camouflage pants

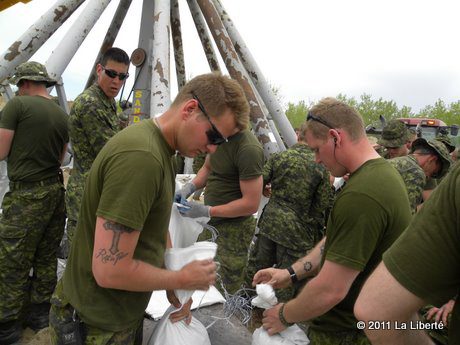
[49,281,143,345]
[245,233,307,302]
[308,328,371,345]
[65,172,84,249]
[199,217,256,295]
[0,181,65,322]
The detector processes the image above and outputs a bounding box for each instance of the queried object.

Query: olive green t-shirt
[384,163,460,344]
[0,95,68,181]
[310,158,412,332]
[204,129,263,222]
[62,119,175,331]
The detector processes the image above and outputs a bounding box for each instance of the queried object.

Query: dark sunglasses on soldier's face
[191,93,228,145]
[101,66,129,81]
[306,112,334,129]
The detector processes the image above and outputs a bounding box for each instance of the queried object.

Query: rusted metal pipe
[150,0,171,114]
[171,0,186,90]
[196,0,279,157]
[85,0,133,90]
[213,0,296,147]
[186,0,220,72]
[0,0,84,83]
[46,0,112,81]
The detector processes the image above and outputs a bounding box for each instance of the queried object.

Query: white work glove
[177,200,211,218]
[174,182,196,204]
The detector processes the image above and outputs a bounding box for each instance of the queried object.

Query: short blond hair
[172,72,249,130]
[306,97,365,141]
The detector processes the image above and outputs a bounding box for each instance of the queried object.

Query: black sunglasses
[101,66,129,81]
[306,112,334,129]
[191,93,228,145]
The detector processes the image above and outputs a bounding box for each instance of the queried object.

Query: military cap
[412,138,453,178]
[435,135,456,153]
[377,120,409,148]
[8,61,56,87]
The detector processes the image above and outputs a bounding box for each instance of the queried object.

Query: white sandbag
[150,304,211,345]
[149,242,217,345]
[252,325,309,345]
[165,241,217,305]
[251,284,309,345]
[169,203,209,248]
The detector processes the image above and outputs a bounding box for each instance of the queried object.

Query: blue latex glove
[174,182,196,204]
[177,200,211,218]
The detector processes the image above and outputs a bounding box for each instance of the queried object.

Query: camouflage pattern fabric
[49,281,143,345]
[65,84,121,244]
[388,155,426,214]
[377,120,409,148]
[0,182,65,322]
[192,152,206,174]
[245,233,307,302]
[8,61,57,87]
[245,144,332,297]
[199,216,256,295]
[307,328,371,345]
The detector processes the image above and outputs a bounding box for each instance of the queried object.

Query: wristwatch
[286,266,298,284]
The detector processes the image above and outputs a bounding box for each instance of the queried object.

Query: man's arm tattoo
[95,221,135,265]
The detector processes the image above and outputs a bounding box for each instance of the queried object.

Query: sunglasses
[306,112,334,129]
[101,66,129,81]
[191,93,228,145]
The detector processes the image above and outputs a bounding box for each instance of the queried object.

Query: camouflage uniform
[388,155,426,214]
[377,120,409,150]
[0,62,68,341]
[245,144,332,301]
[65,84,121,247]
[49,282,143,345]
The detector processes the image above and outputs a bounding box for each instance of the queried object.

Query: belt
[9,173,63,191]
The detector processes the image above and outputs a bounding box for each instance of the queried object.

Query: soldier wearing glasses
[65,47,130,253]
[252,97,411,345]
[175,95,264,295]
[49,73,250,344]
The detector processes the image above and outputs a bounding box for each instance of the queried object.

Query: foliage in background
[284,94,460,127]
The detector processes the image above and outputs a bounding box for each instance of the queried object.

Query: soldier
[377,119,411,159]
[48,73,249,345]
[355,163,460,345]
[65,47,130,253]
[0,62,68,344]
[391,138,451,213]
[176,111,264,294]
[245,122,333,302]
[252,97,411,344]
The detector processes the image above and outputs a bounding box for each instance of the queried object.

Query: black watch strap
[286,266,298,284]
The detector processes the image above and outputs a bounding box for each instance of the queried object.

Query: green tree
[285,100,311,129]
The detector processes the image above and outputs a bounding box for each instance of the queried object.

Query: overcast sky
[1,0,460,112]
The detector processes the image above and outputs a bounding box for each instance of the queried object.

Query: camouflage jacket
[389,155,426,214]
[258,143,333,251]
[66,84,121,220]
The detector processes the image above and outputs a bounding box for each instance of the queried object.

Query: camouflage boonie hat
[377,120,409,148]
[412,138,453,178]
[435,135,456,153]
[8,61,56,87]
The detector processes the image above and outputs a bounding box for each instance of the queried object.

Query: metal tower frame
[0,0,297,156]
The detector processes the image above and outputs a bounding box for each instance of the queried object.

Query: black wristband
[279,303,294,327]
[286,266,298,284]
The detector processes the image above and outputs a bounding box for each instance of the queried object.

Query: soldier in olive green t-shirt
[355,163,460,345]
[178,129,264,294]
[0,62,68,344]
[49,73,250,345]
[252,98,411,345]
